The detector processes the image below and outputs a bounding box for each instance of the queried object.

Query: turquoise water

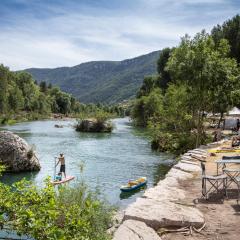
[0,117,174,208]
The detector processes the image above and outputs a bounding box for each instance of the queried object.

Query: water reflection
[1,117,174,208]
[119,185,147,200]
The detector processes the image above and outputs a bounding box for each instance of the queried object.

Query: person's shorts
[60,164,65,173]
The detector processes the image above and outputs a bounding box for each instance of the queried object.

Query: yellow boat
[120,177,147,192]
[208,149,240,153]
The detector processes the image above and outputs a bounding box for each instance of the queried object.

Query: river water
[1,117,174,208]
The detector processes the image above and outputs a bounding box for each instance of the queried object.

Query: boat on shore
[120,177,147,192]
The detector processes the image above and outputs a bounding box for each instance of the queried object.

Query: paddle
[53,156,57,180]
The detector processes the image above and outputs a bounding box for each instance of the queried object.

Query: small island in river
[75,118,113,133]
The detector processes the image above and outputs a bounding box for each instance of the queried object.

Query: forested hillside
[25,51,160,104]
[132,15,240,153]
[0,65,86,122]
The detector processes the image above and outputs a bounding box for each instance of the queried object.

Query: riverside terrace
[112,140,240,240]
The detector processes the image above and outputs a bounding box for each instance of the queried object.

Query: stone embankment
[112,144,217,240]
[0,131,41,172]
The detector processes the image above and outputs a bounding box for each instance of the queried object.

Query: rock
[143,184,185,201]
[124,197,204,230]
[157,176,179,187]
[165,168,193,181]
[173,162,201,173]
[187,149,208,156]
[180,160,199,165]
[75,119,113,132]
[107,211,125,235]
[0,131,40,172]
[113,220,162,240]
[54,124,63,128]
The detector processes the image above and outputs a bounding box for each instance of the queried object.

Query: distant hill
[25,50,160,103]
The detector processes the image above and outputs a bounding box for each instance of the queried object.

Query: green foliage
[0,178,113,240]
[132,88,163,126]
[211,14,240,63]
[166,31,239,146]
[0,64,85,123]
[132,20,240,153]
[95,110,112,124]
[136,75,158,98]
[156,47,173,91]
[76,109,114,133]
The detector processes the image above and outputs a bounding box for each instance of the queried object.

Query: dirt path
[162,141,240,240]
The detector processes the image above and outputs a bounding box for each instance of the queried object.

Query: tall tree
[167,31,239,146]
[0,65,9,113]
[156,48,173,91]
[211,14,240,63]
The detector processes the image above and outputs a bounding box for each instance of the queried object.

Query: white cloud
[0,0,238,70]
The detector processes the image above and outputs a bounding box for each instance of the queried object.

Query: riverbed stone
[113,220,162,240]
[143,184,185,201]
[187,149,208,156]
[157,176,179,187]
[173,162,201,173]
[165,168,193,181]
[124,198,204,230]
[0,131,40,172]
[180,160,200,165]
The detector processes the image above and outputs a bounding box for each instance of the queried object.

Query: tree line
[132,15,240,153]
[0,65,124,123]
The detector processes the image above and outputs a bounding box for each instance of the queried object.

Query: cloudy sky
[0,0,239,70]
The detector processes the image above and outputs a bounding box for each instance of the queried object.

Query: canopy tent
[228,107,240,116]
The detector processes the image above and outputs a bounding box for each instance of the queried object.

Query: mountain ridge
[25,50,160,103]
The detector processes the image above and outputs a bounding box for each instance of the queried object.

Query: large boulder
[0,131,40,172]
[113,220,162,240]
[124,197,204,230]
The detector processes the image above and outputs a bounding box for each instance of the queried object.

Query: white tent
[228,107,240,116]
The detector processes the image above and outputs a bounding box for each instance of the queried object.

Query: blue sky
[0,0,239,70]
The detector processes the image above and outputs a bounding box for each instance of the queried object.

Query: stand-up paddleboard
[52,156,74,185]
[51,176,75,185]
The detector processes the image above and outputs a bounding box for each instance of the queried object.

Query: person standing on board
[56,153,66,178]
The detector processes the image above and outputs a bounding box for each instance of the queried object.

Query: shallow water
[1,117,174,208]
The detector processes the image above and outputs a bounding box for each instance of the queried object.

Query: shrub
[0,177,114,240]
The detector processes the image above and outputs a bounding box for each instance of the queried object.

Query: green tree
[0,64,9,113]
[8,83,24,112]
[166,31,239,146]
[39,81,48,93]
[136,76,157,98]
[156,47,173,91]
[211,14,240,63]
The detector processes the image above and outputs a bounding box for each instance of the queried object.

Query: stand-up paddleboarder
[56,153,66,178]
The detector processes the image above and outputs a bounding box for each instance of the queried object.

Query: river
[1,117,174,208]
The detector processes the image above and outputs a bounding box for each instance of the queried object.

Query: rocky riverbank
[112,141,232,240]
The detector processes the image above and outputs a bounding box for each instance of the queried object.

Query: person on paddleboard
[56,153,66,178]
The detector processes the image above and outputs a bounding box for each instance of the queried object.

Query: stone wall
[112,148,209,240]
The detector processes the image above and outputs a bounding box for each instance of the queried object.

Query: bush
[0,177,114,240]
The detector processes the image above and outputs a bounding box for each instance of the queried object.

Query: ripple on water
[0,117,174,208]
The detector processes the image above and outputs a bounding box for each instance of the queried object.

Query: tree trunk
[217,112,223,129]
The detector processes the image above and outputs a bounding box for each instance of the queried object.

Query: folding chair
[235,177,240,204]
[201,162,228,200]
